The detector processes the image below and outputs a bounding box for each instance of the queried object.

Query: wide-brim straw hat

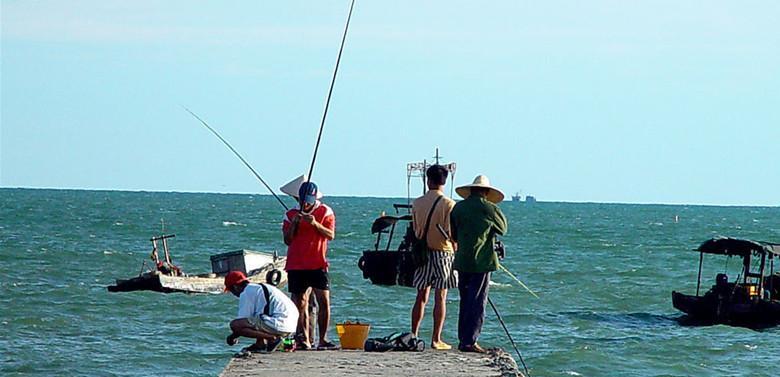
[279,174,324,199]
[455,175,505,203]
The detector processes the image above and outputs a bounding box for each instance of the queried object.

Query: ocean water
[1,188,778,376]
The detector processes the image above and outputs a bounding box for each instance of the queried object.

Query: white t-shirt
[237,283,298,333]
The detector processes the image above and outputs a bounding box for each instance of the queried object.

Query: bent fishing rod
[182,106,289,211]
[304,0,356,184]
[488,296,531,377]
[438,224,539,298]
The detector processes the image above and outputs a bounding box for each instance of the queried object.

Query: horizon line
[1,185,777,208]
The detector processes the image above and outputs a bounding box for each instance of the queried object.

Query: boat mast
[696,251,703,296]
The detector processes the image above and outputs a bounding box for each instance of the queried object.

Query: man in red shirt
[282,181,337,350]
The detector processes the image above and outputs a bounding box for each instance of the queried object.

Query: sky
[1,1,778,206]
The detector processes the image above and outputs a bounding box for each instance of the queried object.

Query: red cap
[224,271,249,292]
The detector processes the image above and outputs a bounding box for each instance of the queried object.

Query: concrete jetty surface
[220,348,523,377]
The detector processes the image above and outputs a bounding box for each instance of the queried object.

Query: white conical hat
[455,175,504,203]
[279,174,324,199]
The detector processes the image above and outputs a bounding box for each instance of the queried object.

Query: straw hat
[455,175,505,203]
[279,174,324,199]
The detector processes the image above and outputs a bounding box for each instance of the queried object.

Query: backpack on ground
[364,332,425,352]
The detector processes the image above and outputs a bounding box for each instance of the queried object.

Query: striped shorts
[413,250,458,290]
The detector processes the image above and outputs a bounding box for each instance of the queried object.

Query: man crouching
[224,271,299,353]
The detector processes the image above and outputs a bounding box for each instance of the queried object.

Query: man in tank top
[410,164,458,350]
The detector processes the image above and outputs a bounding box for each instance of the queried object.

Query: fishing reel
[494,238,506,260]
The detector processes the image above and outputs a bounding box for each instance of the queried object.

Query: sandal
[317,340,340,351]
[458,343,486,353]
[266,337,284,352]
[242,343,268,353]
[295,341,313,351]
[431,341,452,350]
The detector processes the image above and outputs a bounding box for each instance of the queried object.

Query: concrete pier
[220,348,523,377]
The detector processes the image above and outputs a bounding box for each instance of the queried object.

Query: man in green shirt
[450,175,508,353]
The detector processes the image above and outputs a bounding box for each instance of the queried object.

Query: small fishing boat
[358,204,416,287]
[108,234,286,294]
[358,153,455,288]
[672,237,780,328]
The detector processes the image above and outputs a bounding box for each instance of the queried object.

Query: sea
[1,188,778,376]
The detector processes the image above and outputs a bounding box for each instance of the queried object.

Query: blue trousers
[457,271,490,347]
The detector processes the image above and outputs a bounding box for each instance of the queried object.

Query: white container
[210,250,275,276]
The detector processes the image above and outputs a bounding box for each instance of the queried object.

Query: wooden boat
[108,234,287,294]
[672,237,780,328]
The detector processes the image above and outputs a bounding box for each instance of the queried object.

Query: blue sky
[2,1,778,206]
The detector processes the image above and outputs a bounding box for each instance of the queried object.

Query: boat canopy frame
[692,237,778,298]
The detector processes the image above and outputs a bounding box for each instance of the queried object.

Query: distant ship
[511,192,536,204]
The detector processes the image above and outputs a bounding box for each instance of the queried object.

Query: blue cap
[298,182,318,206]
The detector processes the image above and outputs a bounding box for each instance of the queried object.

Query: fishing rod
[182,106,289,211]
[487,296,531,377]
[498,264,540,299]
[305,0,356,184]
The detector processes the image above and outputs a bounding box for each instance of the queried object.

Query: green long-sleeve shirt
[450,195,508,273]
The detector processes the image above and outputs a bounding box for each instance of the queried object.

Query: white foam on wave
[222,221,246,227]
[488,280,512,287]
[114,222,124,226]
[564,371,583,376]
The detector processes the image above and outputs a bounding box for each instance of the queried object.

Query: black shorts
[287,269,330,294]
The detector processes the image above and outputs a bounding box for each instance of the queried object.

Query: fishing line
[182,106,289,211]
[487,296,531,377]
[305,0,356,183]
[498,264,539,299]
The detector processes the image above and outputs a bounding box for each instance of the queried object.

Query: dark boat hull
[358,250,415,287]
[672,291,780,327]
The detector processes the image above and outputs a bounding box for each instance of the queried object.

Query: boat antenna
[487,296,531,376]
[305,0,356,184]
[182,106,290,211]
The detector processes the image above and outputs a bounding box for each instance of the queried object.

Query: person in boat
[409,164,457,350]
[224,271,299,353]
[282,181,338,350]
[450,175,508,353]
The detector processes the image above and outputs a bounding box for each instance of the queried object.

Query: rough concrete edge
[219,348,525,377]
[217,357,238,377]
[488,348,525,377]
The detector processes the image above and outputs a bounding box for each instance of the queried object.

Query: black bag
[364,332,425,352]
[411,196,443,268]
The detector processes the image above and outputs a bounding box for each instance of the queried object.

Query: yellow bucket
[336,321,371,350]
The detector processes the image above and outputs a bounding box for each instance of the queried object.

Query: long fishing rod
[487,296,531,377]
[498,264,540,299]
[182,106,289,211]
[305,0,356,183]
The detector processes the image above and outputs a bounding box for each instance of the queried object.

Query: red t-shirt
[282,202,335,271]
